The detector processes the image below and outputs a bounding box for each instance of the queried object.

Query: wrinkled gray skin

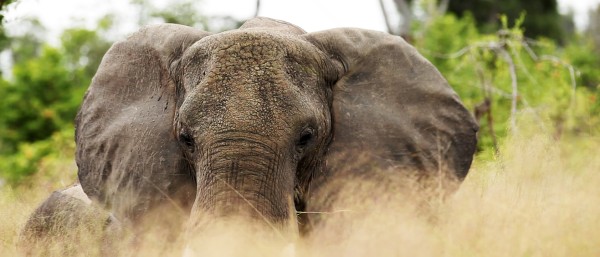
[23,17,477,244]
[20,185,121,256]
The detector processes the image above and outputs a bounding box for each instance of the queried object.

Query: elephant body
[22,17,477,251]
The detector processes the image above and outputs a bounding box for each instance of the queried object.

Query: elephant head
[75,17,477,236]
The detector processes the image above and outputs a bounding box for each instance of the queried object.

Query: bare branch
[523,39,578,110]
[437,0,450,15]
[254,0,260,17]
[540,56,577,105]
[419,32,580,137]
[379,0,395,35]
[498,47,519,133]
[392,0,413,37]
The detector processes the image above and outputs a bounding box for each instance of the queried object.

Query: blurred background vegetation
[0,0,599,186]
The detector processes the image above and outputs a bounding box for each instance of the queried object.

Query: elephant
[21,17,477,252]
[20,184,123,256]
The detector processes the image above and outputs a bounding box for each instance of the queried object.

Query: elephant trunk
[189,138,298,236]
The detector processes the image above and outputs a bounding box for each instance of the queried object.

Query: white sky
[2,0,600,45]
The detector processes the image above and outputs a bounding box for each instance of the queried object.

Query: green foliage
[587,4,600,53]
[129,0,242,32]
[447,0,570,43]
[0,1,243,184]
[0,128,75,184]
[563,38,600,89]
[131,0,209,28]
[0,46,85,153]
[5,18,46,63]
[0,26,110,183]
[60,28,112,79]
[151,1,208,27]
[414,13,600,159]
[0,0,18,50]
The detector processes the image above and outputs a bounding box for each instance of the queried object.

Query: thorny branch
[523,40,578,109]
[419,31,579,153]
[497,46,519,133]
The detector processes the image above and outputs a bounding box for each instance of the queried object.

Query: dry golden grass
[1,130,599,257]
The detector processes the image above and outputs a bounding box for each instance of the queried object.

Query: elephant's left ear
[303,29,478,180]
[75,24,212,217]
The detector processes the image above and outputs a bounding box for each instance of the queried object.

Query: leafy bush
[0,46,85,152]
[413,14,600,159]
[0,28,110,183]
[0,128,76,185]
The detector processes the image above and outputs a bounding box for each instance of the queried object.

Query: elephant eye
[296,128,315,153]
[179,129,195,152]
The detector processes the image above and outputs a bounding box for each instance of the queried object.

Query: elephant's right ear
[304,29,478,182]
[75,24,211,217]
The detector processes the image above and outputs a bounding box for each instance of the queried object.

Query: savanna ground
[1,123,599,257]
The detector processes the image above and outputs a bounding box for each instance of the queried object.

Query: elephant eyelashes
[296,128,315,153]
[179,130,195,152]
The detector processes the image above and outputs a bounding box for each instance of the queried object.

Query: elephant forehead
[209,36,287,86]
[179,30,328,135]
[196,31,299,95]
[212,32,315,73]
[181,30,328,92]
[191,30,324,68]
[210,30,311,54]
[215,31,287,60]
